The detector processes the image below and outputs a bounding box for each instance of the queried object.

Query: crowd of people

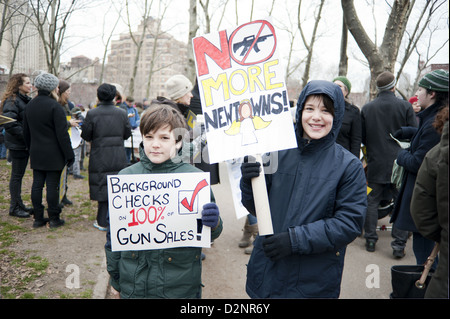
[0,68,448,299]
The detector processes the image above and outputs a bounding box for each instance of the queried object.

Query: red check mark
[181,179,209,212]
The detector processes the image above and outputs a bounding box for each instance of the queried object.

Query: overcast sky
[63,0,449,92]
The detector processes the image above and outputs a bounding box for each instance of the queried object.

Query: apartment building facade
[105,17,189,102]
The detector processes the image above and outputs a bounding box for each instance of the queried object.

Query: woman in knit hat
[153,74,193,118]
[409,96,421,114]
[333,76,362,158]
[391,69,449,265]
[23,73,75,228]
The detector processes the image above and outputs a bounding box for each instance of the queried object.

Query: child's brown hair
[139,103,188,142]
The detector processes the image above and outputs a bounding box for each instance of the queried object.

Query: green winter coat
[411,122,448,298]
[105,144,223,299]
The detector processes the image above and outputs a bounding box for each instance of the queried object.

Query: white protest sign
[107,172,211,251]
[226,159,251,220]
[192,19,297,164]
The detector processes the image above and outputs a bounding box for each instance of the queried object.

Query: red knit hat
[408,96,418,104]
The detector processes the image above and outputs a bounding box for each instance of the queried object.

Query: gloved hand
[201,203,220,228]
[262,232,292,262]
[241,155,261,183]
[392,128,403,139]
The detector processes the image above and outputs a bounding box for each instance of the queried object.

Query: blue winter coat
[390,102,442,232]
[241,80,367,298]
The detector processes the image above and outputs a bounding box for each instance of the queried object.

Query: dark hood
[295,80,345,148]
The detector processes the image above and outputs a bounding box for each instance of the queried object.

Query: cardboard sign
[107,172,211,251]
[193,19,297,164]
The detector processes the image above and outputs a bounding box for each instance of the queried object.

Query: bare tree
[144,0,170,98]
[98,1,123,84]
[186,0,198,82]
[298,0,325,88]
[125,0,153,97]
[29,0,77,75]
[341,0,414,98]
[395,0,447,93]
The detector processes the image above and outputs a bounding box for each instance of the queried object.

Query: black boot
[33,218,49,228]
[49,218,65,228]
[9,206,30,218]
[32,207,47,228]
[61,195,73,206]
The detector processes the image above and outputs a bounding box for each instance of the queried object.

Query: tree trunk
[341,0,413,99]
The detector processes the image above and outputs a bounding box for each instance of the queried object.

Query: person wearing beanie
[34,72,59,94]
[23,73,75,228]
[361,70,417,255]
[391,69,449,266]
[333,76,362,158]
[333,76,352,96]
[376,71,396,91]
[159,74,194,118]
[81,83,131,231]
[408,96,421,113]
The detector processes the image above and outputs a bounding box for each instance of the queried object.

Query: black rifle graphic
[233,34,273,56]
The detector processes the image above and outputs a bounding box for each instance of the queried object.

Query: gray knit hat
[165,75,193,100]
[418,69,449,92]
[34,73,59,92]
[376,71,396,91]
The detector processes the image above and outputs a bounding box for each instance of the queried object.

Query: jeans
[8,149,29,212]
[0,143,6,158]
[364,182,397,242]
[72,145,82,176]
[31,169,62,221]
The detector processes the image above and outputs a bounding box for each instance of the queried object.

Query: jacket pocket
[163,248,202,298]
[295,250,343,298]
[118,251,146,298]
[246,240,268,292]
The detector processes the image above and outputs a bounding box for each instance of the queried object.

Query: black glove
[392,128,403,139]
[262,232,292,262]
[241,155,261,183]
[201,203,220,228]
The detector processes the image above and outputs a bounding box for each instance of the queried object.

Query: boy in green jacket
[105,102,223,298]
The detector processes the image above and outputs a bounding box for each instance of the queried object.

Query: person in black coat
[333,76,362,158]
[391,69,448,265]
[1,73,33,218]
[361,71,417,255]
[80,83,131,230]
[23,73,75,228]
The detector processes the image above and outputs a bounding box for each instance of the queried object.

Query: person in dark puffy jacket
[23,73,75,228]
[1,73,33,218]
[80,83,131,230]
[240,80,367,298]
[391,69,448,265]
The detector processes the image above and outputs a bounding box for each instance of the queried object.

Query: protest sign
[107,172,211,251]
[193,19,295,235]
[192,19,297,164]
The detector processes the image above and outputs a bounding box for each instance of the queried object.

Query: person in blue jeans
[0,126,7,159]
[124,96,140,163]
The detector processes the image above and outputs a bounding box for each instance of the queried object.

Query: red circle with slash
[229,20,277,66]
